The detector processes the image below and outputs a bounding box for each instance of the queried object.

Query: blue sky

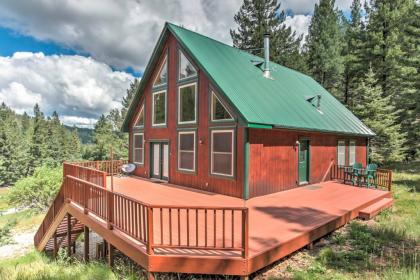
[0,0,354,127]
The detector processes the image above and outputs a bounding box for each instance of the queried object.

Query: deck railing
[67,160,128,175]
[63,162,107,188]
[62,174,248,257]
[330,164,392,191]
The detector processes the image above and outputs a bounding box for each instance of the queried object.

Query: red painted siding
[128,34,244,198]
[248,128,367,198]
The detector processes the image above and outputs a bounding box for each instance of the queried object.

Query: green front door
[298,139,309,184]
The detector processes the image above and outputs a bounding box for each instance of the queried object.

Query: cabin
[35,23,393,280]
[121,23,373,199]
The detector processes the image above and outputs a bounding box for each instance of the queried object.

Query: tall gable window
[211,129,234,177]
[349,140,356,165]
[133,133,144,164]
[134,104,144,128]
[337,140,346,166]
[152,90,166,126]
[211,91,233,121]
[178,50,197,80]
[178,131,196,172]
[153,56,167,87]
[178,83,197,124]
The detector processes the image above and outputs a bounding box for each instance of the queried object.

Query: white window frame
[133,132,144,165]
[178,49,197,81]
[133,103,144,128]
[211,129,234,177]
[210,91,234,122]
[349,140,356,166]
[152,55,167,87]
[177,131,196,172]
[152,90,167,127]
[178,82,197,125]
[337,140,346,166]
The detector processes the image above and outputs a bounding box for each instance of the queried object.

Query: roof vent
[306,94,323,112]
[263,33,271,79]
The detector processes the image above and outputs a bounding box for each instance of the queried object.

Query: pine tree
[28,104,47,174]
[353,69,405,163]
[306,0,344,98]
[230,0,305,71]
[121,78,139,121]
[44,111,63,165]
[343,0,367,109]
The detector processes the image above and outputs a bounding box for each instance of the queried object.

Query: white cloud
[0,52,134,126]
[284,14,312,40]
[281,0,353,14]
[61,115,97,128]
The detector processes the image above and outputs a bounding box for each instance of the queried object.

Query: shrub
[0,219,16,246]
[7,165,62,211]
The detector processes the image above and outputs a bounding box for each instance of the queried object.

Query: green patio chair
[360,163,378,188]
[344,163,363,185]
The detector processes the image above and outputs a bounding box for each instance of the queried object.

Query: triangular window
[179,50,197,80]
[153,56,167,87]
[134,104,144,127]
[211,91,233,121]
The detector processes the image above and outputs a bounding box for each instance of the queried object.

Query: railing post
[147,207,154,255]
[242,208,249,259]
[84,180,88,214]
[388,170,392,191]
[107,191,114,230]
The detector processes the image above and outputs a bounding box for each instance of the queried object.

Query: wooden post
[388,170,392,191]
[53,231,58,258]
[147,272,155,280]
[67,213,72,257]
[84,226,89,262]
[306,241,314,250]
[107,192,113,230]
[110,147,114,190]
[102,239,107,260]
[147,207,154,255]
[107,242,114,267]
[242,208,249,259]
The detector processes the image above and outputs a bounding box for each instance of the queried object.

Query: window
[153,56,167,87]
[337,140,346,166]
[152,90,166,126]
[211,91,233,121]
[133,133,144,164]
[349,140,356,166]
[134,104,144,127]
[178,83,197,124]
[178,131,196,171]
[179,50,197,80]
[211,130,234,176]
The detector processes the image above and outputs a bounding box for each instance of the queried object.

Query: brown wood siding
[128,34,244,198]
[248,128,368,198]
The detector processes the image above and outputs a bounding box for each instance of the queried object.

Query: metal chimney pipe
[263,33,271,78]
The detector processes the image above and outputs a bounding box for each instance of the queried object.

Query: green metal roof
[122,23,374,136]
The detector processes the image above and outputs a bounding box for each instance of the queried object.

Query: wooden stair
[44,215,84,251]
[358,197,394,220]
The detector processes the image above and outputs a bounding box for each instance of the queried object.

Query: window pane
[213,132,232,153]
[134,134,143,149]
[179,85,196,123]
[180,151,194,170]
[213,153,232,175]
[134,148,143,163]
[338,141,345,166]
[153,92,166,124]
[154,59,167,86]
[212,93,232,120]
[135,105,144,126]
[180,133,194,151]
[179,51,197,80]
[349,141,356,165]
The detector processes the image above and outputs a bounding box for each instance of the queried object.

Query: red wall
[128,34,244,198]
[248,128,367,198]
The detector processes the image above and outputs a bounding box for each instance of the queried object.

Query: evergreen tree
[343,0,367,109]
[306,0,344,98]
[44,111,63,165]
[28,104,47,174]
[121,78,139,121]
[230,0,305,71]
[353,69,405,163]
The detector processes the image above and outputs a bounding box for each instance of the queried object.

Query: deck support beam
[84,225,89,262]
[146,272,155,280]
[107,242,114,267]
[53,231,58,258]
[67,213,72,257]
[306,241,314,250]
[240,276,249,280]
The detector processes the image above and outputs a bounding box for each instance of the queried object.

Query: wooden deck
[106,175,391,272]
[34,161,392,278]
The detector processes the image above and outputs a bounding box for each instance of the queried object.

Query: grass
[0,188,10,211]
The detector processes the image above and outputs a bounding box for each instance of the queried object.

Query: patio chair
[360,163,378,188]
[344,163,363,185]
